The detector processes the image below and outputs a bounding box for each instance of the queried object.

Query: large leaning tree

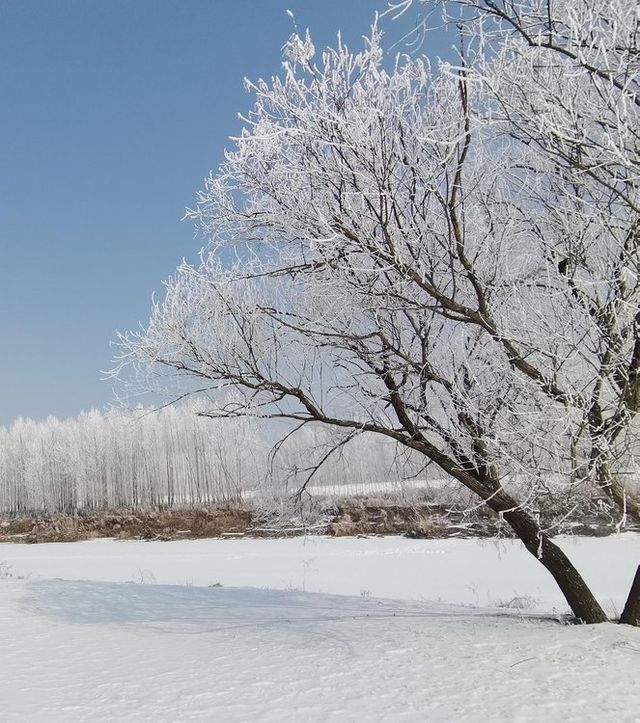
[390,0,640,522]
[391,0,640,622]
[116,0,639,625]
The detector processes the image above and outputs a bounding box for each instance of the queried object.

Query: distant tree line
[0,404,425,515]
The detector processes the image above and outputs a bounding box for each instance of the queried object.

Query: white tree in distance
[116,3,639,625]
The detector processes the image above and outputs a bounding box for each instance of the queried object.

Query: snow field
[1,534,639,722]
[2,533,638,615]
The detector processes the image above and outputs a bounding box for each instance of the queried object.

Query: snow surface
[3,533,638,615]
[1,534,639,721]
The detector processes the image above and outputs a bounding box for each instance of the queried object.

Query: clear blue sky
[0,0,449,426]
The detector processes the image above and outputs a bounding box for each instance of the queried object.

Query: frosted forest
[0,404,425,513]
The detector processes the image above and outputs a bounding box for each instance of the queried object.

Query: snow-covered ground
[3,534,638,614]
[1,534,639,721]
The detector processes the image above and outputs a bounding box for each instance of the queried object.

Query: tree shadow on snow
[18,578,523,641]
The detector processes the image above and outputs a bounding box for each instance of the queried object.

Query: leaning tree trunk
[496,503,608,623]
[426,454,609,624]
[620,565,640,626]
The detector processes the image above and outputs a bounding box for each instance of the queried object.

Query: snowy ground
[1,534,639,722]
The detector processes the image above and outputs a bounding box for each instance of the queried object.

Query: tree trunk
[420,451,609,624]
[620,565,640,626]
[492,503,608,623]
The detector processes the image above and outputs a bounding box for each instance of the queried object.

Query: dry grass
[0,495,633,543]
[0,507,254,544]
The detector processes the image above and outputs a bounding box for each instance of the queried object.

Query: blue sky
[0,0,449,426]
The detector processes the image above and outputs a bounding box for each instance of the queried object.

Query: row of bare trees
[115,1,639,623]
[0,407,250,513]
[0,405,424,514]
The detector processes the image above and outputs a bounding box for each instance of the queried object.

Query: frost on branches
[116,2,639,624]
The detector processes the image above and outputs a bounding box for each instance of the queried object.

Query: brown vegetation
[0,507,253,544]
[0,496,634,544]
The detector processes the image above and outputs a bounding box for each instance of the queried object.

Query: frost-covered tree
[389,0,640,521]
[387,0,640,624]
[116,4,638,624]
